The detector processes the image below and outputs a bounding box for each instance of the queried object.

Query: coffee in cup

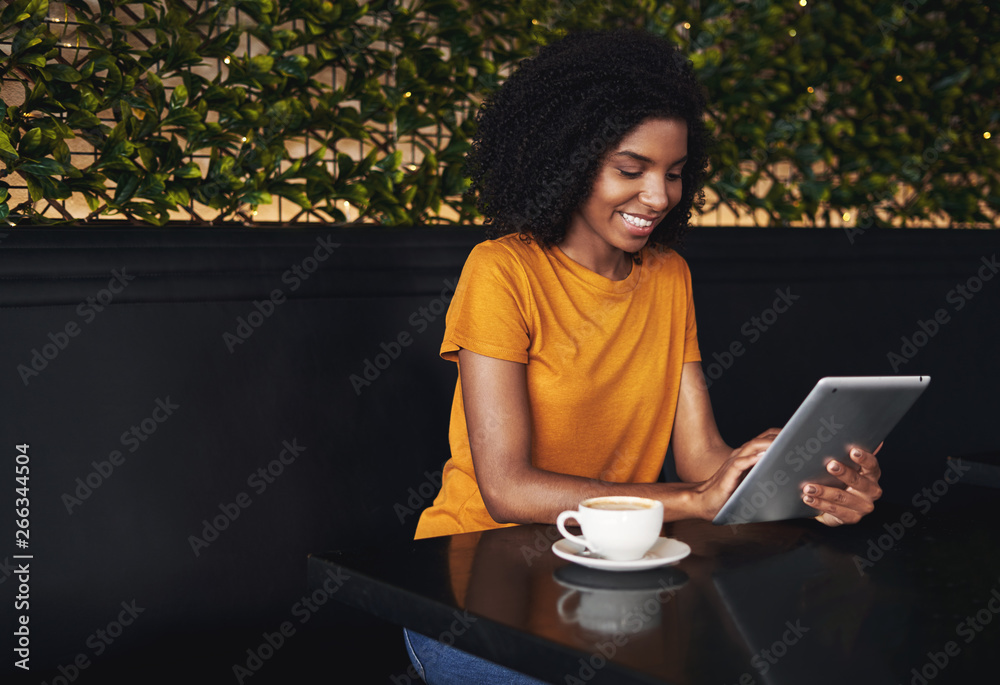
[556,496,663,561]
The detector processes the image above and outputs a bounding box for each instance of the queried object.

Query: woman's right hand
[689,428,780,520]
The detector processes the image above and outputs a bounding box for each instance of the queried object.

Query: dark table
[309,488,1000,684]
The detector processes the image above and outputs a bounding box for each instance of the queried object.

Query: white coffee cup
[556,496,664,561]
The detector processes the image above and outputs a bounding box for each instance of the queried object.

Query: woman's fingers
[827,456,883,501]
[804,445,885,527]
[732,431,779,458]
[850,447,883,481]
[802,462,881,525]
[802,482,875,524]
[696,451,763,520]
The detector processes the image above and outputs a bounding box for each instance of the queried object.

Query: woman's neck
[556,240,633,281]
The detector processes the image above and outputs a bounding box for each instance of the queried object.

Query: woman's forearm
[480,464,703,525]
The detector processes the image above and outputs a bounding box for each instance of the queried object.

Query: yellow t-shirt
[414,234,701,539]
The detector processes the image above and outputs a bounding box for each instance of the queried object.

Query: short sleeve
[440,241,532,364]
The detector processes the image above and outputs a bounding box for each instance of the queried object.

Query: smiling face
[559,117,688,279]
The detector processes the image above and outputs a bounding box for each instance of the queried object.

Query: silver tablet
[713,376,931,525]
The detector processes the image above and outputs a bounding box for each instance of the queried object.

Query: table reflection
[443,519,892,684]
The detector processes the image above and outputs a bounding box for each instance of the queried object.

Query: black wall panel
[0,226,996,682]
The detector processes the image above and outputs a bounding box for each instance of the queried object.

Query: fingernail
[803,495,815,504]
[852,449,862,459]
[828,461,842,474]
[804,485,817,494]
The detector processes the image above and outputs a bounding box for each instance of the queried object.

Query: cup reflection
[554,565,689,635]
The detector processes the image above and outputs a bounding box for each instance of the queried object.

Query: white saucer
[551,537,691,572]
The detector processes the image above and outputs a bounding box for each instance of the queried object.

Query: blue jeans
[403,628,550,684]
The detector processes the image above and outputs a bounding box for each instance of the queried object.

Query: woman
[406,29,882,683]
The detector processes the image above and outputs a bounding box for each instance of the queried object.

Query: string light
[224,56,231,64]
[404,91,411,98]
[842,212,850,222]
[788,29,797,37]
[985,132,993,140]
[241,136,248,142]
[799,0,808,6]
[807,86,814,93]
[683,22,691,29]
[895,74,903,82]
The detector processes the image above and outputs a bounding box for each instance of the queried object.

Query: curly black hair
[466,29,710,251]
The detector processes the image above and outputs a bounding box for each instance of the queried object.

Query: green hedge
[0,0,997,226]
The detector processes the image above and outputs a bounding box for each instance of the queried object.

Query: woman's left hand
[802,443,883,526]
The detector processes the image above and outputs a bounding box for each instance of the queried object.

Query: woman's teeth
[621,212,652,228]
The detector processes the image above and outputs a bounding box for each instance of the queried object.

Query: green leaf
[164,187,191,207]
[53,139,70,166]
[249,55,275,73]
[377,149,403,172]
[19,54,47,68]
[271,183,312,208]
[175,162,202,179]
[336,152,355,179]
[355,148,378,176]
[66,109,102,129]
[242,190,273,205]
[44,64,82,83]
[24,0,49,21]
[24,175,43,202]
[275,55,309,81]
[25,174,70,201]
[161,107,204,131]
[171,83,188,107]
[0,130,18,158]
[113,174,141,204]
[137,145,155,171]
[19,127,49,157]
[19,157,64,177]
